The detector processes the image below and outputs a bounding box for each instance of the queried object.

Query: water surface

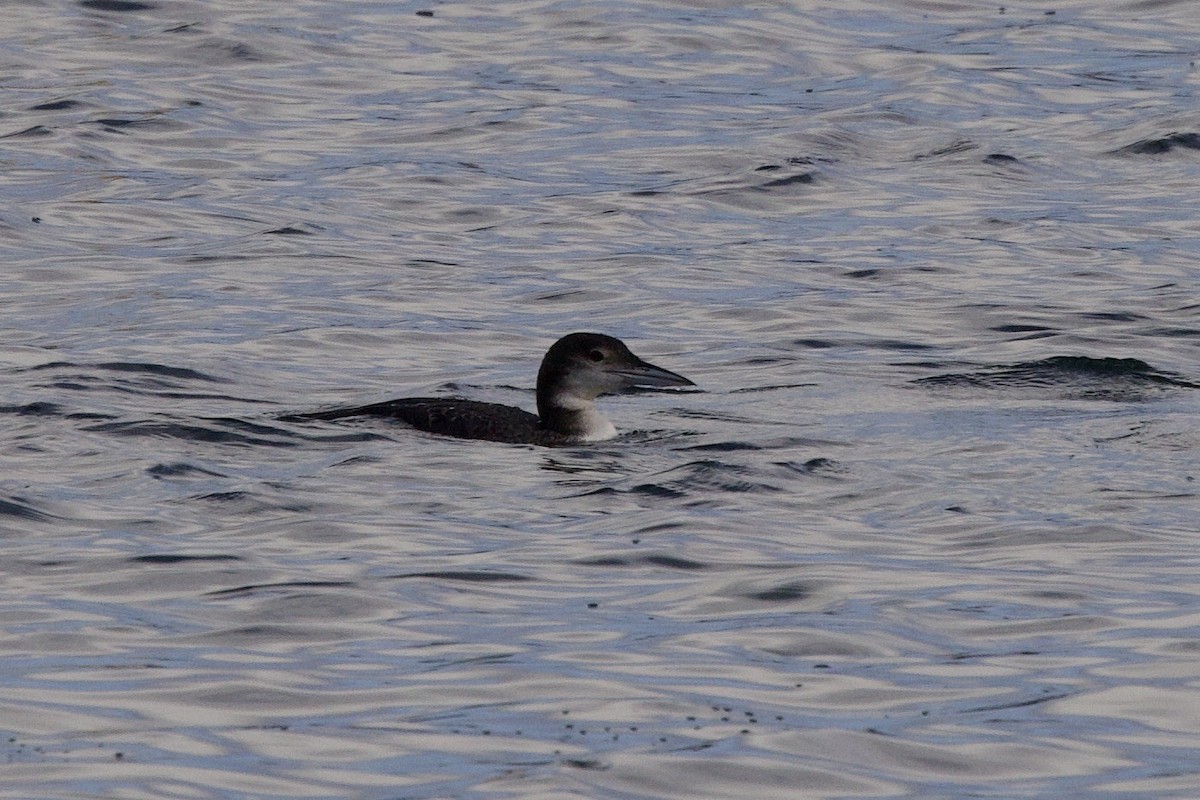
[3,1,1200,797]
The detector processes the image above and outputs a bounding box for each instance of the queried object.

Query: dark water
[3,1,1200,797]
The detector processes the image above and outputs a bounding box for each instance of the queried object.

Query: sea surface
[3,1,1199,798]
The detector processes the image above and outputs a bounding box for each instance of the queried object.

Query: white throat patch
[550,394,618,441]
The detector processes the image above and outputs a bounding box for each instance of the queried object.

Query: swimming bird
[290,332,694,446]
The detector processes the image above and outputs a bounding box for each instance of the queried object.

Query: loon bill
[289,332,695,446]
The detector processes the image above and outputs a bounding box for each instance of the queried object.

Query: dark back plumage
[297,398,574,445]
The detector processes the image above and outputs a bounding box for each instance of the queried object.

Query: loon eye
[587,349,605,363]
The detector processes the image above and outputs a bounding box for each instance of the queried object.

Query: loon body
[293,332,694,446]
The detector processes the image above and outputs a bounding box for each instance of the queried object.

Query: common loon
[291,332,694,446]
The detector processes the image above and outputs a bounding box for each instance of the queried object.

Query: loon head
[536,332,694,441]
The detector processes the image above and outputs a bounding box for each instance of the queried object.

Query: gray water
[3,1,1200,797]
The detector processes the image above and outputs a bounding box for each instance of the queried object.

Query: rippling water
[4,1,1200,797]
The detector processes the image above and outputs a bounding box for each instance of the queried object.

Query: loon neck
[538,396,617,441]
